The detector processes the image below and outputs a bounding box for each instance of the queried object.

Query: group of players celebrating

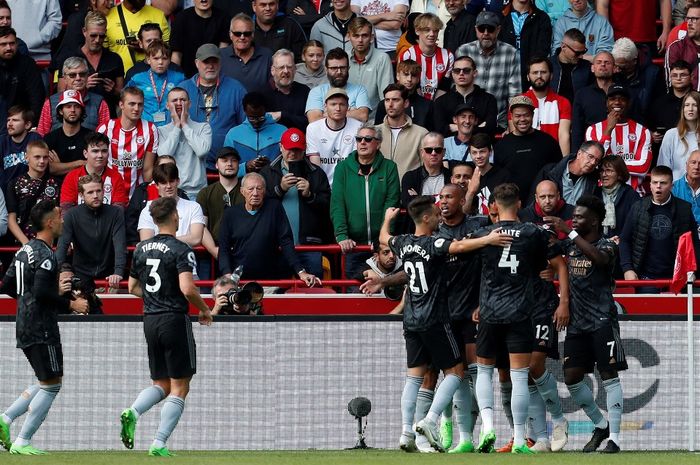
[379,182,627,454]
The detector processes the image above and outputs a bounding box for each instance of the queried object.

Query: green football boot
[148,445,175,457]
[0,416,11,451]
[512,444,536,454]
[448,440,475,453]
[477,429,496,453]
[120,408,137,449]
[440,420,453,449]
[9,444,47,455]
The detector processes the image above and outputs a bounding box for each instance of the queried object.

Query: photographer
[210,276,262,316]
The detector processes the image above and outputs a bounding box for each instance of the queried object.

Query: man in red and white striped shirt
[399,13,453,101]
[585,85,651,195]
[509,57,571,155]
[97,87,157,199]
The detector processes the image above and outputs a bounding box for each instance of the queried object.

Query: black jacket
[375,92,434,131]
[444,9,477,54]
[400,165,451,208]
[285,0,332,35]
[262,80,310,131]
[125,182,189,245]
[433,85,498,137]
[259,155,333,244]
[500,5,552,91]
[254,15,307,62]
[548,52,592,103]
[534,154,599,204]
[0,53,45,125]
[593,183,640,238]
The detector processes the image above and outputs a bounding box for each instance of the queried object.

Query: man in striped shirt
[98,87,157,199]
[585,85,651,195]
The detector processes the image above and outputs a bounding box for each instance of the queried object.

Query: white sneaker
[415,434,438,453]
[551,418,569,452]
[530,439,551,452]
[416,418,444,452]
[399,432,417,452]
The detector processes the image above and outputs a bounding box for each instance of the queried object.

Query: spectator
[123,23,184,82]
[409,0,450,47]
[596,0,672,54]
[594,154,639,238]
[650,59,692,149]
[549,27,593,104]
[659,90,700,181]
[433,54,498,137]
[399,13,454,101]
[38,57,110,136]
[512,56,571,155]
[125,40,185,126]
[157,87,212,200]
[665,1,700,90]
[295,40,327,89]
[44,91,94,178]
[137,163,206,249]
[224,91,287,176]
[306,47,371,123]
[0,27,44,125]
[0,106,41,192]
[571,51,614,151]
[330,124,400,277]
[374,59,434,130]
[179,43,247,170]
[57,11,125,116]
[60,131,129,211]
[585,84,652,195]
[348,17,394,120]
[56,173,126,307]
[170,0,231,79]
[456,11,522,128]
[494,95,562,203]
[287,0,332,37]
[351,240,403,296]
[252,0,307,62]
[672,149,700,222]
[401,132,450,211]
[443,0,476,54]
[260,128,332,278]
[196,147,246,255]
[218,172,321,285]
[264,49,312,131]
[6,0,61,61]
[464,133,510,214]
[306,87,362,185]
[535,0,568,26]
[54,0,111,66]
[450,160,474,191]
[210,275,263,315]
[538,140,603,205]
[518,180,574,234]
[619,165,696,293]
[309,0,355,53]
[375,83,428,180]
[6,140,57,244]
[0,3,25,57]
[351,0,408,54]
[444,104,480,166]
[500,0,553,91]
[105,0,170,72]
[220,14,273,94]
[552,0,614,58]
[98,86,157,198]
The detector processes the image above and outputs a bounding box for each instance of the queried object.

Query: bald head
[535,180,561,215]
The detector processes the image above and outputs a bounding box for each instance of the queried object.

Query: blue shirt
[305,82,372,114]
[672,177,700,224]
[223,114,287,176]
[0,132,41,192]
[126,68,186,126]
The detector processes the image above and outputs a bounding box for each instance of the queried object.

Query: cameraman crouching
[211,276,262,316]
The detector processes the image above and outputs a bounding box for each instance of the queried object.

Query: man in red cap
[259,127,333,278]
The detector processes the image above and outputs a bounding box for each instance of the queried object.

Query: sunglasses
[66,71,88,79]
[423,147,444,154]
[452,67,473,75]
[477,24,496,33]
[88,33,106,39]
[355,135,376,143]
[563,42,587,56]
[231,30,253,37]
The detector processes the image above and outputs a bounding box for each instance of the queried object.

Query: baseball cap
[216,146,241,161]
[453,103,477,117]
[325,87,349,102]
[280,128,306,150]
[56,89,84,109]
[476,11,501,28]
[196,43,221,61]
[607,84,630,99]
[509,95,535,111]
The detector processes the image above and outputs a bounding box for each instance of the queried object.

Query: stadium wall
[0,317,697,451]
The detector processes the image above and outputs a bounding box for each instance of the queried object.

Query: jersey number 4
[405,262,428,294]
[145,258,162,293]
[498,244,520,274]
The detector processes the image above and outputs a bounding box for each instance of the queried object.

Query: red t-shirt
[609,0,658,43]
[59,165,129,206]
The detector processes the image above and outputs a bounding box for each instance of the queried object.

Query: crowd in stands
[0,0,698,299]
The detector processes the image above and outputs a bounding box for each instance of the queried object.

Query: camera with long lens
[218,266,264,315]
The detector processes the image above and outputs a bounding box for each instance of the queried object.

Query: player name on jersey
[140,241,171,254]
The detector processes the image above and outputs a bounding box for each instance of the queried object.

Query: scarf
[601,183,621,233]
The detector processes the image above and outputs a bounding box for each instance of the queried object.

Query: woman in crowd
[659,90,700,181]
[294,40,327,89]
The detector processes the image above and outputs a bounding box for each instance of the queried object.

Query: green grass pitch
[1,450,699,464]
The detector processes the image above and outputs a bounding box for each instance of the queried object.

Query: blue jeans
[297,251,323,279]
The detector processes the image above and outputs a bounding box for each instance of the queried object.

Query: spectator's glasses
[687,16,700,23]
[223,194,232,207]
[476,24,496,33]
[66,71,88,79]
[452,67,473,75]
[247,115,266,123]
[563,42,587,56]
[88,33,106,39]
[423,147,444,154]
[231,30,254,37]
[327,66,349,72]
[355,135,376,143]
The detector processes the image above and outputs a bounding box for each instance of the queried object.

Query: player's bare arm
[544,216,612,266]
[448,228,512,254]
[178,271,212,326]
[379,207,401,246]
[549,255,570,331]
[128,276,143,298]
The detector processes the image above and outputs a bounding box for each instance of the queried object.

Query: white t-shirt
[137,197,206,237]
[306,117,362,186]
[351,0,409,51]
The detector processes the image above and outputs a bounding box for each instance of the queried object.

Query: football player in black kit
[0,200,88,455]
[545,195,627,454]
[471,183,564,455]
[120,197,213,457]
[380,195,512,453]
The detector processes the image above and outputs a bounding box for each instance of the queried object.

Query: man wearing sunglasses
[549,28,593,104]
[551,0,614,61]
[456,11,521,130]
[220,14,273,94]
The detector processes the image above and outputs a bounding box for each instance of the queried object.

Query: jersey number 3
[145,258,162,293]
[405,262,428,294]
[498,244,520,274]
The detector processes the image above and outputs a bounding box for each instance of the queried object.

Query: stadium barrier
[0,315,697,451]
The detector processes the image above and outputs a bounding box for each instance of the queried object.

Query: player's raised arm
[544,215,611,266]
[379,207,401,247]
[448,228,513,254]
[548,255,570,331]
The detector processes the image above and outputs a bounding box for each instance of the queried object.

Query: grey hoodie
[551,5,614,56]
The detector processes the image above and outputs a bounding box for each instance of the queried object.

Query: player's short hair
[650,164,673,179]
[149,196,178,226]
[7,105,33,123]
[153,163,179,184]
[84,131,109,149]
[563,28,585,45]
[26,140,49,154]
[325,47,349,66]
[396,58,421,76]
[599,155,629,183]
[84,10,106,29]
[348,16,373,35]
[576,195,606,225]
[414,12,443,31]
[120,86,144,102]
[30,199,58,232]
[145,39,170,58]
[243,91,266,110]
[383,83,409,100]
[527,55,552,73]
[137,22,162,39]
[407,195,436,224]
[78,173,103,194]
[492,183,520,209]
[469,133,491,150]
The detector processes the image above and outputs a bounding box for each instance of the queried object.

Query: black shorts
[532,318,559,360]
[23,344,63,381]
[563,325,628,374]
[405,323,461,370]
[476,320,534,360]
[144,312,197,380]
[452,318,477,347]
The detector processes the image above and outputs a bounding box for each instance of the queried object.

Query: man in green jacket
[330,124,401,280]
